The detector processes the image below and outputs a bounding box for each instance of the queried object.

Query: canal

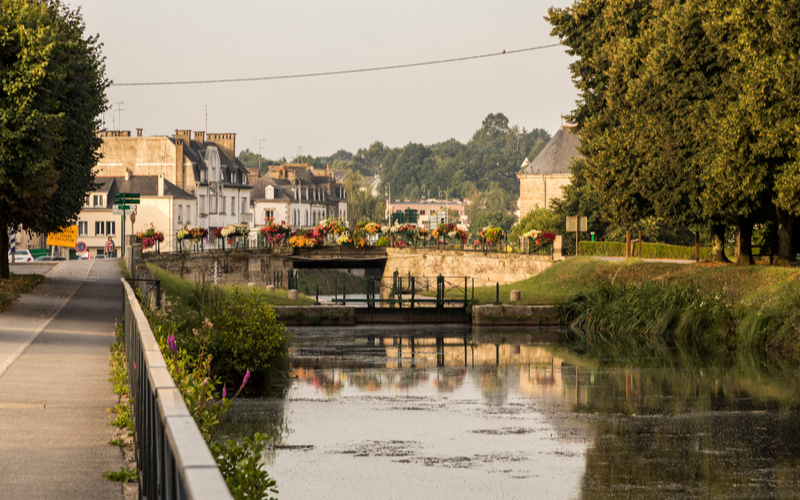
[223,325,800,499]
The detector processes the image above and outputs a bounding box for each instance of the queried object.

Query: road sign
[566,216,588,232]
[116,204,131,211]
[76,241,86,252]
[114,192,140,205]
[46,225,78,248]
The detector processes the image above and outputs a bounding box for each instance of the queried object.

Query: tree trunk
[776,208,795,265]
[709,224,730,263]
[0,220,10,279]
[735,217,754,266]
[694,231,700,262]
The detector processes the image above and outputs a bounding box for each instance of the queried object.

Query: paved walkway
[0,260,124,499]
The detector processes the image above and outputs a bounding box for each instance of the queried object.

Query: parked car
[34,255,66,262]
[7,249,34,263]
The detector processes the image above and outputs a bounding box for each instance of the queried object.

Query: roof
[519,125,582,176]
[97,176,195,199]
[250,176,292,201]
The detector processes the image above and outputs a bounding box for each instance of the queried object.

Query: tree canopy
[548,0,800,264]
[0,0,109,277]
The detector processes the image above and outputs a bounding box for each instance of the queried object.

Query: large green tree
[549,0,800,265]
[0,0,108,278]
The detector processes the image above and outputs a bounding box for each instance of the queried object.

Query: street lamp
[438,190,447,224]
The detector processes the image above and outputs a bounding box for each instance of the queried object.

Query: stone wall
[144,248,294,286]
[382,248,554,288]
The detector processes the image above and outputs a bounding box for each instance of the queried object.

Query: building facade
[94,128,252,241]
[250,164,347,235]
[516,124,581,218]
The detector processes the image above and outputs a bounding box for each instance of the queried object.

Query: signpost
[566,215,588,256]
[114,192,140,257]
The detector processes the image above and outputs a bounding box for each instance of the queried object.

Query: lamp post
[438,190,447,224]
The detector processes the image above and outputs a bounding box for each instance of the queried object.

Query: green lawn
[471,257,800,306]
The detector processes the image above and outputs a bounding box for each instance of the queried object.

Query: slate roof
[94,176,195,203]
[168,137,252,189]
[249,176,293,201]
[519,125,582,176]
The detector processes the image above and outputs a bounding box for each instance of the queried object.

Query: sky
[68,0,579,161]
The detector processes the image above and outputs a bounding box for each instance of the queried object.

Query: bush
[212,433,278,500]
[178,286,290,389]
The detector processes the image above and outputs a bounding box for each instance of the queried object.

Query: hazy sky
[69,0,578,160]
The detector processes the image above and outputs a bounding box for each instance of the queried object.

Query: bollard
[495,282,500,305]
[510,290,521,302]
[315,285,319,305]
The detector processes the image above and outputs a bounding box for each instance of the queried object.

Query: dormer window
[266,186,274,199]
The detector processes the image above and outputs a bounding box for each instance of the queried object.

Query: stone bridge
[144,247,556,288]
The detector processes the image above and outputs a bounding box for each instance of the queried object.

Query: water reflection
[229,325,800,500]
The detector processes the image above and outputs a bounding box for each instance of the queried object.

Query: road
[0,260,125,499]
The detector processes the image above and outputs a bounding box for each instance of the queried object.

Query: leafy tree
[343,172,384,228]
[469,210,516,235]
[0,0,109,278]
[509,207,562,242]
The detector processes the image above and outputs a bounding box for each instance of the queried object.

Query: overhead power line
[112,43,562,87]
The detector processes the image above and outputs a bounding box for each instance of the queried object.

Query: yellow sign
[46,225,78,248]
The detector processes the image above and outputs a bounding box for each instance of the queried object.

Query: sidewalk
[0,260,124,499]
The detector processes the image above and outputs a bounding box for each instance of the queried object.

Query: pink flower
[240,369,251,390]
[167,334,177,354]
[222,384,227,399]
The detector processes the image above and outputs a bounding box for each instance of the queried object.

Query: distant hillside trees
[238,114,551,226]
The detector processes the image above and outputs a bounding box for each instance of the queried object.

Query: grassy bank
[474,257,800,357]
[0,274,44,312]
[146,263,315,305]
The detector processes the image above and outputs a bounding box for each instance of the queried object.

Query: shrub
[578,241,712,260]
[211,433,278,500]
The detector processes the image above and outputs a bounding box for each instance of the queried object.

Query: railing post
[495,282,500,305]
[411,277,415,309]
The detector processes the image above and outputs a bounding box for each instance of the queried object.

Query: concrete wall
[382,248,554,288]
[145,249,294,286]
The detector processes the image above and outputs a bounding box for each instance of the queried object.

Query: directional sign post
[114,192,140,258]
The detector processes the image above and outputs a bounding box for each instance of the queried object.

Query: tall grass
[562,280,735,358]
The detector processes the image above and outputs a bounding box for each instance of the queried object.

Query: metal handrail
[122,279,232,500]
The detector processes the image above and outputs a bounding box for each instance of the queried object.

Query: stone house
[250,164,347,234]
[516,124,582,218]
[94,128,252,240]
[77,174,194,254]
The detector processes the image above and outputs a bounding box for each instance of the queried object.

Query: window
[231,197,235,215]
[222,196,226,214]
[210,194,217,213]
[200,170,207,182]
[177,205,183,223]
[95,221,105,235]
[241,197,247,214]
[106,221,116,235]
[264,210,274,222]
[83,196,90,207]
[199,195,206,214]
[93,195,103,207]
[186,206,192,225]
[78,221,88,236]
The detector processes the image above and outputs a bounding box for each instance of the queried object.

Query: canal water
[223,325,800,499]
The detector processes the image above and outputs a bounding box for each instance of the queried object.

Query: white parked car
[7,249,34,263]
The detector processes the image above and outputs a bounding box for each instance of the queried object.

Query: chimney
[247,168,259,179]
[174,129,192,143]
[174,138,185,192]
[124,167,131,181]
[206,133,236,160]
[158,174,165,197]
[194,131,205,144]
[136,128,143,137]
